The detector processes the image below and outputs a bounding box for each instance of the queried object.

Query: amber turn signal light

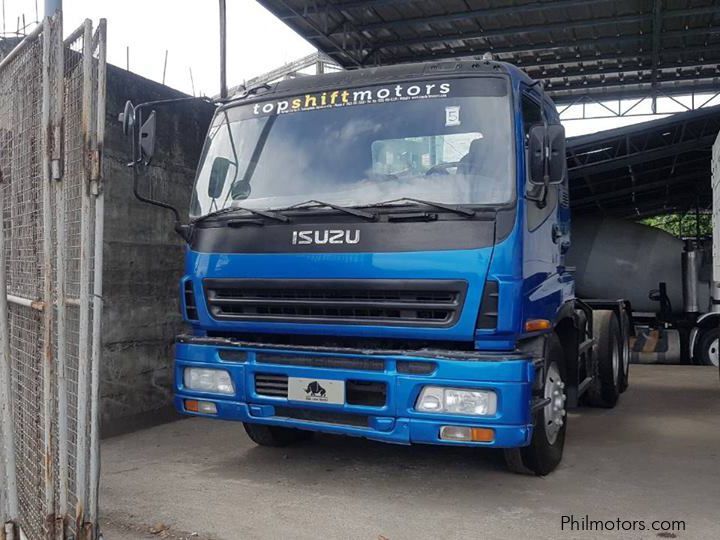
[524,319,551,332]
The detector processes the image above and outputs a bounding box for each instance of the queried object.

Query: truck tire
[695,327,720,367]
[585,310,621,408]
[504,334,566,476]
[618,309,631,393]
[243,422,313,447]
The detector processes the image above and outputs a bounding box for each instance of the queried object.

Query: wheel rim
[622,336,630,379]
[708,337,719,367]
[611,335,620,386]
[543,362,565,445]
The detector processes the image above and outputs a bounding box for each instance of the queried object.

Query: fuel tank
[567,216,684,313]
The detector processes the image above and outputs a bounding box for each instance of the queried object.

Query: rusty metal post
[219,0,227,99]
[0,142,18,531]
[74,18,94,533]
[41,14,58,538]
[50,9,69,535]
[88,18,107,533]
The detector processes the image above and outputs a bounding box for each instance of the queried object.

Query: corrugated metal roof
[258,0,720,104]
[567,105,720,217]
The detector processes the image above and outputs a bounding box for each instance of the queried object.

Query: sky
[2,1,717,137]
[2,0,314,97]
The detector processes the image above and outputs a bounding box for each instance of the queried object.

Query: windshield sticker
[251,82,452,117]
[445,106,461,126]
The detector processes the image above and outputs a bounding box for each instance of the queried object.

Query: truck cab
[125,58,628,475]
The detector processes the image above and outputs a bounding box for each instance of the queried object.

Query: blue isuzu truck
[123,58,631,475]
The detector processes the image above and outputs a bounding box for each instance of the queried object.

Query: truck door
[521,91,571,321]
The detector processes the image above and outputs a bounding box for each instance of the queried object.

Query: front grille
[476,280,499,329]
[254,373,288,397]
[204,279,467,326]
[254,373,387,407]
[183,281,198,321]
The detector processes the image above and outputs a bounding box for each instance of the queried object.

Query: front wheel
[243,422,313,447]
[504,334,567,476]
[695,327,720,367]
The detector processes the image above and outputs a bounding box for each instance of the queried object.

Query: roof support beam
[651,0,663,113]
[572,172,707,207]
[569,135,717,177]
[279,0,408,19]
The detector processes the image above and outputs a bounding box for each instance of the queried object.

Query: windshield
[190,78,514,218]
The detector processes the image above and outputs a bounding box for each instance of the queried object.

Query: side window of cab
[521,94,543,139]
[522,92,557,230]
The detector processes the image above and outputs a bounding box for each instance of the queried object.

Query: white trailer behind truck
[567,130,720,369]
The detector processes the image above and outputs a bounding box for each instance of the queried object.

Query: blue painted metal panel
[175,341,534,448]
[184,247,495,341]
[175,67,574,450]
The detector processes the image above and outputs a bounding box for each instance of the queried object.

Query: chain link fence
[0,12,106,540]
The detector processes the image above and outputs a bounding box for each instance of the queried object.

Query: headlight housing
[183,368,234,395]
[416,386,497,416]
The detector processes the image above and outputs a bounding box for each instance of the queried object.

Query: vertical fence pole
[87,18,106,533]
[74,18,93,533]
[41,14,57,538]
[51,9,68,535]
[0,147,19,529]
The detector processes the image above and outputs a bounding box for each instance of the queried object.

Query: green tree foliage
[642,213,712,238]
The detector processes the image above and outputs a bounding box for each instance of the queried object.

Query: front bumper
[174,336,537,448]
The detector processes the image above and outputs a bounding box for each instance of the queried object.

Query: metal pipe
[74,18,93,532]
[219,0,227,99]
[40,15,57,531]
[0,163,19,527]
[682,242,701,314]
[6,295,44,311]
[52,8,69,528]
[0,21,43,72]
[88,18,107,530]
[63,22,85,46]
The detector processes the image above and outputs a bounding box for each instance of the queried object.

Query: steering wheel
[425,161,462,176]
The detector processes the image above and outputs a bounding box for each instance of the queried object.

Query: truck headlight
[184,368,234,395]
[416,386,497,416]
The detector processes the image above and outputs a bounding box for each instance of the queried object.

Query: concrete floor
[100,365,720,540]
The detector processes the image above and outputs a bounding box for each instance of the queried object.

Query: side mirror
[208,157,232,199]
[547,124,566,185]
[527,125,545,185]
[120,100,135,135]
[139,111,157,163]
[527,124,566,186]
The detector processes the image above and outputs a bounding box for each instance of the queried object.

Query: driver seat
[457,138,487,176]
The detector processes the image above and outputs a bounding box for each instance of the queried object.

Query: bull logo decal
[304,381,327,398]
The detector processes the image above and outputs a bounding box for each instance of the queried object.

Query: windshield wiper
[279,199,377,221]
[193,205,290,224]
[364,197,476,218]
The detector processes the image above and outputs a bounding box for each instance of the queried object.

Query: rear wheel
[618,309,631,393]
[243,422,313,447]
[695,327,720,367]
[585,310,621,408]
[504,334,566,476]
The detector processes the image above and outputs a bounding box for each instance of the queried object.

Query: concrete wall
[101,65,215,435]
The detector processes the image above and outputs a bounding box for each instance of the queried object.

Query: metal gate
[0,12,106,540]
